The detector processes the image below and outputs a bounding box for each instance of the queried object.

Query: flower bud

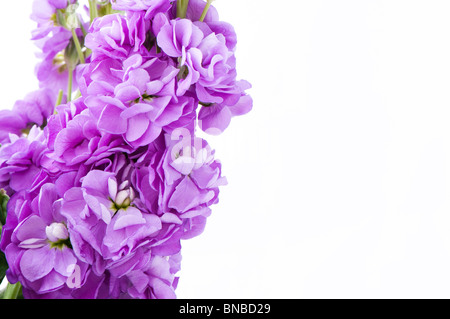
[45,222,69,243]
[115,190,130,207]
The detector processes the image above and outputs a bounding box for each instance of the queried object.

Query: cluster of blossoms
[0,0,251,299]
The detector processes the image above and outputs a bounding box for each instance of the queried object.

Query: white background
[2,0,450,298]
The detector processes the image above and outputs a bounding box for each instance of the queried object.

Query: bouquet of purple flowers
[0,0,251,299]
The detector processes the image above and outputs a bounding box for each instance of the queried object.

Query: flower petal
[98,104,127,134]
[20,246,55,282]
[126,115,149,142]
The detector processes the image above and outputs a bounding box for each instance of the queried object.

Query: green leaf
[0,189,9,284]
[2,282,22,299]
[0,189,8,226]
[0,250,7,284]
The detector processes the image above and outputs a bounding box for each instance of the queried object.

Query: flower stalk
[199,0,213,22]
[2,282,21,299]
[71,29,85,64]
[177,0,190,18]
[55,89,64,107]
[89,0,98,24]
[67,66,73,102]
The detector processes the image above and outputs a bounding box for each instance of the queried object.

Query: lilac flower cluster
[0,0,251,299]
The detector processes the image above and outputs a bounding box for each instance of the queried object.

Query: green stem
[71,29,85,64]
[67,67,73,102]
[183,0,190,18]
[79,22,88,37]
[89,0,98,24]
[177,0,189,18]
[177,0,183,18]
[199,0,213,22]
[106,3,113,15]
[3,282,21,299]
[55,89,64,107]
[85,48,92,60]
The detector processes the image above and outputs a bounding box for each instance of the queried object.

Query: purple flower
[81,53,196,147]
[111,0,173,19]
[35,49,73,96]
[45,99,133,173]
[13,88,56,129]
[0,183,88,297]
[135,134,227,239]
[0,88,56,144]
[156,17,204,95]
[190,25,245,106]
[155,15,252,134]
[31,0,86,96]
[45,98,87,149]
[0,0,251,299]
[60,161,181,278]
[0,111,27,145]
[198,86,253,135]
[82,12,198,148]
[35,28,89,97]
[85,13,139,60]
[0,127,48,195]
[30,0,75,41]
[116,253,180,299]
